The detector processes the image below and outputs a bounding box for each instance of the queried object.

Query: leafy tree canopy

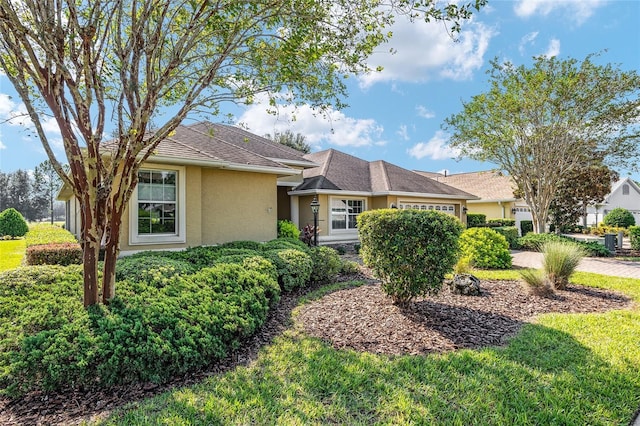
[445,54,640,233]
[265,130,311,153]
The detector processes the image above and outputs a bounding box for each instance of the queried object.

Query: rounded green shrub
[261,237,309,253]
[518,233,566,251]
[630,226,640,251]
[459,227,512,269]
[0,263,279,395]
[115,254,195,285]
[493,226,520,249]
[0,208,29,238]
[309,246,342,283]
[219,240,262,251]
[264,248,313,291]
[603,207,635,228]
[466,213,486,228]
[277,220,301,240]
[358,209,463,305]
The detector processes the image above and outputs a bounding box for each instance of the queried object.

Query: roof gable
[415,170,518,201]
[294,149,475,199]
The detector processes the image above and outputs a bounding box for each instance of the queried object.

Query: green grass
[98,271,640,425]
[0,239,26,271]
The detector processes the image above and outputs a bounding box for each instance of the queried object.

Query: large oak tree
[445,54,640,233]
[0,0,485,306]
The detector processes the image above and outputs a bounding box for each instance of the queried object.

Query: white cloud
[396,124,409,141]
[514,0,606,25]
[237,96,385,149]
[358,18,496,88]
[0,93,16,116]
[0,140,6,149]
[407,130,460,160]
[416,105,435,119]
[543,38,561,57]
[518,31,539,55]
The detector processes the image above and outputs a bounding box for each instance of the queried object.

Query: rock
[449,274,481,296]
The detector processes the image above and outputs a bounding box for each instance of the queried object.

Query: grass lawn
[0,239,26,272]
[98,271,640,425]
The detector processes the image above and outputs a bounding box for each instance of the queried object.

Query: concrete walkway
[511,251,640,426]
[511,251,640,279]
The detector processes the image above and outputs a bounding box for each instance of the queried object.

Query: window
[398,202,456,215]
[130,166,186,245]
[331,198,364,231]
[623,184,629,195]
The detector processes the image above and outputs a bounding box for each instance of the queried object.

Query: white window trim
[129,165,187,245]
[329,197,366,234]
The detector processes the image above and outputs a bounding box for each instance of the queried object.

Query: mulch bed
[0,266,633,425]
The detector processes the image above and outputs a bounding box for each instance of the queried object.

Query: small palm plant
[541,241,585,290]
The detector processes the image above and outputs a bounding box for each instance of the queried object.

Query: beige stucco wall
[200,169,277,245]
[118,164,277,252]
[467,201,516,220]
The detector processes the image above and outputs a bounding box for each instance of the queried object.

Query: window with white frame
[623,184,630,195]
[130,166,186,245]
[331,198,364,231]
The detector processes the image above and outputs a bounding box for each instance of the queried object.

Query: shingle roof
[294,149,476,199]
[101,121,315,171]
[414,170,518,201]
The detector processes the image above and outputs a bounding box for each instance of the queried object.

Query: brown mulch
[0,263,633,425]
[297,279,632,356]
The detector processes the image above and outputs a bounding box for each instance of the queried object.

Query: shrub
[171,246,220,269]
[518,233,567,251]
[358,209,463,305]
[487,218,516,227]
[493,226,520,249]
[264,248,313,291]
[25,223,77,246]
[520,220,533,236]
[25,243,83,266]
[459,227,511,269]
[0,208,29,238]
[590,225,628,237]
[579,241,612,258]
[340,260,360,275]
[115,254,195,284]
[603,207,635,228]
[261,237,309,253]
[0,263,279,395]
[277,220,300,240]
[453,256,474,275]
[630,226,640,250]
[219,240,263,251]
[520,269,553,297]
[466,213,486,228]
[309,246,342,283]
[541,241,585,290]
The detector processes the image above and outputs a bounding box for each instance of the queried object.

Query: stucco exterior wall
[467,201,514,220]
[200,168,277,245]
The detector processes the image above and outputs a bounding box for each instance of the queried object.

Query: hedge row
[518,233,612,257]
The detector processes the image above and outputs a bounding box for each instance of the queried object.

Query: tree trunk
[101,215,123,304]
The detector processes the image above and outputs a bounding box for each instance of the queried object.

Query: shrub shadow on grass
[101,323,640,425]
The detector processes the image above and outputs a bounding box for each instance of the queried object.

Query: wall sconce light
[462,206,468,214]
[390,203,397,209]
[511,208,517,215]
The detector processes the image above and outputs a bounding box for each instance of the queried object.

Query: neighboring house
[58,121,316,255]
[287,149,478,243]
[414,170,533,230]
[585,177,640,226]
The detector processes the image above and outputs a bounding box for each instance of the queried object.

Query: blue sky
[1,0,639,180]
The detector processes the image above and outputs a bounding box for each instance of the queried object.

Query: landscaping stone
[449,273,481,296]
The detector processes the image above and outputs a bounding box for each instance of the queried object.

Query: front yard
[0,239,25,271]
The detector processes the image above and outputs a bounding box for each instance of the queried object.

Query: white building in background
[585,177,640,226]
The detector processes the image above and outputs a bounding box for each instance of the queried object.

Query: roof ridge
[371,160,391,191]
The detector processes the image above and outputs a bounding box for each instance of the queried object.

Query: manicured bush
[630,226,640,250]
[518,233,567,251]
[459,227,511,269]
[277,220,300,240]
[340,260,360,275]
[308,246,342,283]
[603,207,635,228]
[25,242,83,266]
[487,218,516,227]
[358,209,463,304]
[493,226,520,249]
[115,254,195,284]
[219,240,263,251]
[0,208,29,238]
[170,246,220,269]
[0,263,279,395]
[261,237,309,253]
[25,223,77,246]
[466,213,486,228]
[579,241,612,258]
[264,248,313,291]
[590,225,628,237]
[541,241,585,290]
[520,220,533,236]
